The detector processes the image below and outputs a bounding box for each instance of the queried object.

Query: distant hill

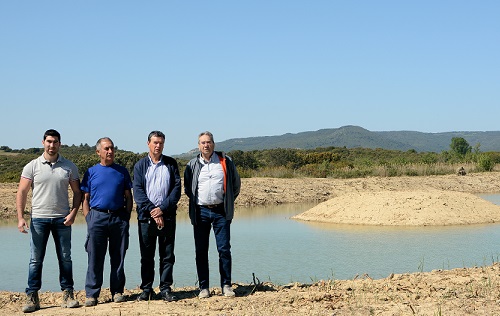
[177,125,500,157]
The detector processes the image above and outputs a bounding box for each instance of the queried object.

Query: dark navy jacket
[133,155,181,221]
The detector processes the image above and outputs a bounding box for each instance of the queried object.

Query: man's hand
[154,216,164,230]
[150,207,163,218]
[64,212,76,226]
[18,218,28,234]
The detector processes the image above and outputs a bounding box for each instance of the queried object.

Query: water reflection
[2,197,500,293]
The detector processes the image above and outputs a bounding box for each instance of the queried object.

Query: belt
[200,203,223,209]
[92,208,122,214]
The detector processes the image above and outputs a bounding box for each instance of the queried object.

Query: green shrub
[477,154,494,172]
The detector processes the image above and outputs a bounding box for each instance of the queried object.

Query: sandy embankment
[292,189,500,226]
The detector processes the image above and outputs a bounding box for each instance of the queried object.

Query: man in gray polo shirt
[16,129,82,313]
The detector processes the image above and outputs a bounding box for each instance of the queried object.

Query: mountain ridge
[178,125,500,157]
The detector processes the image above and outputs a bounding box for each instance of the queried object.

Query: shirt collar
[199,152,219,164]
[148,154,163,165]
[38,153,61,165]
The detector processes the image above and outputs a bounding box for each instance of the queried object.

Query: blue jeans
[27,217,74,294]
[193,206,232,289]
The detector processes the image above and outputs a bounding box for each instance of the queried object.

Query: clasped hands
[150,207,164,230]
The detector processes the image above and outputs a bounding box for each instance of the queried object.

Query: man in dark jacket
[133,131,181,302]
[184,131,241,298]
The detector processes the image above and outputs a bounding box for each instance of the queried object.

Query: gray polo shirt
[21,154,79,218]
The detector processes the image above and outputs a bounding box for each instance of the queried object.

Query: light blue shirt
[197,154,224,205]
[145,155,171,207]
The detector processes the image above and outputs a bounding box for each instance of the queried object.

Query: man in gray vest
[17,129,82,313]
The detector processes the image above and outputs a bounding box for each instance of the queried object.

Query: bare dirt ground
[2,172,500,315]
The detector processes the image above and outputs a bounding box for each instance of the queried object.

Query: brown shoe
[61,289,79,308]
[22,291,40,313]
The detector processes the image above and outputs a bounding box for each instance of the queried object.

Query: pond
[1,195,500,292]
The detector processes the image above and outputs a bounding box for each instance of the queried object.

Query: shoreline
[2,263,500,315]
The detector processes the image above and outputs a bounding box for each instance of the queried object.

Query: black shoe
[137,290,154,301]
[84,297,97,307]
[161,291,177,302]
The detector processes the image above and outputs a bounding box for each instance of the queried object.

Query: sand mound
[292,189,500,226]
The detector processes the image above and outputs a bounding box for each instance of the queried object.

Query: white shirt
[197,154,224,205]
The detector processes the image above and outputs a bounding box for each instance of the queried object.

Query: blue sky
[1,1,499,155]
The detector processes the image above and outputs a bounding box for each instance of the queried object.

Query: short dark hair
[148,131,165,142]
[44,129,61,142]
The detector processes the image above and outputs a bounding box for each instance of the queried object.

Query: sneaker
[22,291,40,313]
[137,290,154,301]
[113,293,126,303]
[84,297,97,307]
[61,289,79,308]
[161,291,177,302]
[222,285,235,297]
[198,288,210,299]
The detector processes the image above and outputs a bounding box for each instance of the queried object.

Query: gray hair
[95,137,114,151]
[198,131,214,143]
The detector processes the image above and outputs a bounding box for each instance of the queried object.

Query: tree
[450,137,471,157]
[228,150,259,170]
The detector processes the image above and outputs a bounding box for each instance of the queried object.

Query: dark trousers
[193,205,232,289]
[138,218,176,294]
[85,210,129,298]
